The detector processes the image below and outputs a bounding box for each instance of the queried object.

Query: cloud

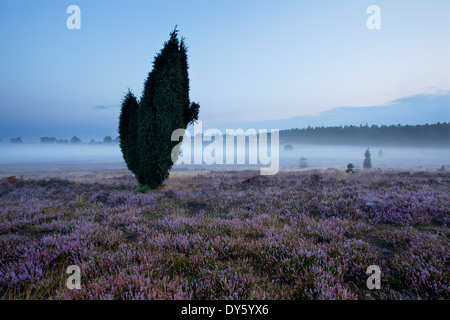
[208,91,450,131]
[92,104,120,110]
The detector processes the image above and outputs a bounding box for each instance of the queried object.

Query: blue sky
[0,0,449,141]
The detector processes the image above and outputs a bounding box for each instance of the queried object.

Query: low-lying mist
[0,143,448,171]
[0,144,123,164]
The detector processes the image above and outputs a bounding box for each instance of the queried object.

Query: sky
[0,0,449,141]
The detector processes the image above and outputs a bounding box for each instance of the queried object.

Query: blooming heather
[0,169,448,300]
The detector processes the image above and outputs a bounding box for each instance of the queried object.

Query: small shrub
[346,163,355,174]
[298,157,308,168]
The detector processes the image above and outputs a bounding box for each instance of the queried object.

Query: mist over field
[0,142,448,172]
[0,144,123,165]
[277,144,450,169]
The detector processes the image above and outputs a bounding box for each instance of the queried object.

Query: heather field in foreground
[0,169,448,300]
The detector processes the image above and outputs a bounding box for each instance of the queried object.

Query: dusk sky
[0,0,449,141]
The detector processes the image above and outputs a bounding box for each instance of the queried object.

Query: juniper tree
[363,148,372,169]
[119,89,139,174]
[119,27,199,189]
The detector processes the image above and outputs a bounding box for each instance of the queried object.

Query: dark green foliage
[133,185,151,194]
[299,157,308,168]
[346,163,355,173]
[119,90,140,174]
[363,148,372,169]
[119,28,200,189]
[185,102,200,127]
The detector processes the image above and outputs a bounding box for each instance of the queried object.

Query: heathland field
[0,166,448,300]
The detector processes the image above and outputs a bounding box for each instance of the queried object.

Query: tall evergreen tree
[119,27,199,189]
[179,37,200,127]
[363,148,372,169]
[119,89,139,174]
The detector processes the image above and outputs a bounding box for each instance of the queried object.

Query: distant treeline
[5,136,120,144]
[40,136,120,144]
[279,122,450,147]
[41,136,119,144]
[3,123,449,147]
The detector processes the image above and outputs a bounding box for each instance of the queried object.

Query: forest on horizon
[279,122,449,147]
[2,122,449,148]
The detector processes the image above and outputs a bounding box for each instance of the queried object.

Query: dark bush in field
[363,148,372,169]
[299,157,308,168]
[346,163,355,173]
